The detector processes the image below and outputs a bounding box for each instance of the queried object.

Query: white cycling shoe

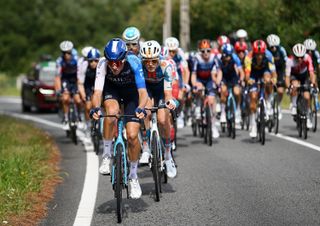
[99,157,111,175]
[139,151,151,164]
[165,159,177,178]
[62,121,69,131]
[249,125,257,138]
[307,118,313,129]
[129,178,142,199]
[212,126,220,139]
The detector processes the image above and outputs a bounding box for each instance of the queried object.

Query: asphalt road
[1,97,320,226]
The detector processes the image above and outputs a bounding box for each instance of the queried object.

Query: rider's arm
[77,61,87,101]
[232,53,245,82]
[285,58,292,88]
[191,58,198,86]
[244,55,252,82]
[54,58,62,92]
[163,62,173,102]
[306,55,316,85]
[92,58,107,108]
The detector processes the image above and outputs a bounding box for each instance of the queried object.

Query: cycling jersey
[171,48,188,88]
[56,55,78,83]
[192,53,219,80]
[78,60,96,101]
[218,54,242,86]
[244,50,276,79]
[95,54,146,123]
[142,60,173,104]
[285,55,314,77]
[268,46,287,87]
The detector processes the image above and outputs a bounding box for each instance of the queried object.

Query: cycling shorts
[146,82,164,106]
[197,78,215,96]
[61,80,78,95]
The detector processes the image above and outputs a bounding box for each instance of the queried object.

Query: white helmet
[165,37,179,50]
[266,34,280,47]
[161,46,169,58]
[140,40,161,59]
[60,40,73,52]
[292,43,306,57]
[81,46,93,57]
[236,29,248,39]
[303,38,317,51]
[122,27,141,43]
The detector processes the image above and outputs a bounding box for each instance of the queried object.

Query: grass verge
[0,73,19,96]
[0,115,61,225]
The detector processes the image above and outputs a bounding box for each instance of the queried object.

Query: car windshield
[39,61,56,85]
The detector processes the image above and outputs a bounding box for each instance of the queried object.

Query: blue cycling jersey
[56,54,78,82]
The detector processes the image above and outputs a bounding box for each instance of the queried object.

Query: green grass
[0,116,58,223]
[0,73,19,96]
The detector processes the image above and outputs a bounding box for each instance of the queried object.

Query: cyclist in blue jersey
[218,43,245,125]
[266,34,288,119]
[78,48,101,139]
[139,40,178,178]
[90,38,148,199]
[191,39,221,138]
[165,37,190,128]
[55,40,82,130]
[122,26,141,56]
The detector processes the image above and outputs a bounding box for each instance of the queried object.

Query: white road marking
[0,110,99,226]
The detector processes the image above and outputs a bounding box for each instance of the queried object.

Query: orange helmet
[198,39,211,49]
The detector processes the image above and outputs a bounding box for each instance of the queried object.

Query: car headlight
[39,88,55,95]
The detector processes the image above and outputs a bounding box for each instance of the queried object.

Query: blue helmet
[104,38,127,61]
[87,48,101,60]
[222,43,234,56]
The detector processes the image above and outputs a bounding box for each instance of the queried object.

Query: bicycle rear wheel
[259,100,265,145]
[115,144,123,223]
[151,132,161,202]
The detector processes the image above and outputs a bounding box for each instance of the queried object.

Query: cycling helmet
[161,46,169,58]
[122,27,141,43]
[303,38,317,51]
[81,46,93,57]
[165,37,179,50]
[87,48,101,60]
[292,43,306,57]
[266,34,280,47]
[221,43,234,56]
[234,41,248,52]
[236,29,248,39]
[140,40,161,59]
[252,40,266,54]
[198,39,211,49]
[60,40,73,52]
[104,38,127,61]
[217,35,230,46]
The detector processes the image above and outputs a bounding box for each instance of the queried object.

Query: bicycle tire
[260,100,265,145]
[71,126,77,145]
[115,144,123,223]
[205,106,212,146]
[273,94,279,134]
[311,96,317,132]
[302,118,307,139]
[151,132,161,202]
[230,98,236,139]
[300,96,308,139]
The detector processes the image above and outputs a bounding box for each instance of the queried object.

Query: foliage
[0,0,319,74]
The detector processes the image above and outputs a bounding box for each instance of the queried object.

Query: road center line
[0,110,99,226]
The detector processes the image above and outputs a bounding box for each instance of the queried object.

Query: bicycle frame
[227,87,237,120]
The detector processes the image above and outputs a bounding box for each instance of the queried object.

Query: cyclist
[78,48,101,139]
[285,43,316,129]
[304,38,320,83]
[90,38,148,199]
[245,40,277,138]
[139,40,178,178]
[236,29,251,51]
[78,46,92,66]
[191,39,221,138]
[234,41,248,65]
[165,37,190,128]
[122,26,141,56]
[217,35,230,54]
[218,43,245,125]
[55,40,82,130]
[266,34,288,120]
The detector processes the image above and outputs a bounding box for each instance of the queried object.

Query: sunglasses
[169,50,177,53]
[62,51,72,55]
[143,59,159,66]
[89,59,99,63]
[107,60,124,68]
[126,43,138,47]
[200,49,211,54]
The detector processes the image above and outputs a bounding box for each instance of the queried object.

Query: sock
[102,139,112,158]
[292,96,297,107]
[64,113,68,121]
[250,113,256,127]
[129,161,138,179]
[162,138,172,160]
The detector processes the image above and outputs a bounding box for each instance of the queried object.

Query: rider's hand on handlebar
[166,99,179,110]
[89,107,101,120]
[247,79,255,86]
[135,107,147,119]
[271,77,277,85]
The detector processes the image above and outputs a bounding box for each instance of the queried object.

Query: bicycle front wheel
[151,132,161,202]
[311,96,317,132]
[115,144,123,223]
[205,106,212,146]
[259,100,265,145]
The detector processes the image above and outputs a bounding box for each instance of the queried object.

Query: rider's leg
[158,108,171,159]
[62,92,70,121]
[220,84,228,123]
[249,89,258,137]
[291,80,299,115]
[208,95,219,138]
[126,122,141,179]
[264,73,273,114]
